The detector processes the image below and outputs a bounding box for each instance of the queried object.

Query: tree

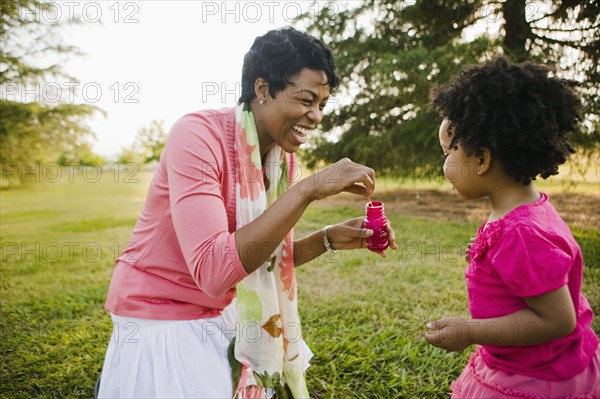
[300,0,599,176]
[1,1,101,187]
[117,120,167,165]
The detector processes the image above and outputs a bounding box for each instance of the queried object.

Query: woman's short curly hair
[238,27,339,105]
[429,56,582,185]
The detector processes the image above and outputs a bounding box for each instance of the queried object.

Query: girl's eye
[302,99,313,106]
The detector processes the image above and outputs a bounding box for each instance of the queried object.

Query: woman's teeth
[294,126,310,134]
[292,126,309,143]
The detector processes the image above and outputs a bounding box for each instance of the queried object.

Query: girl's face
[255,68,330,155]
[438,119,485,200]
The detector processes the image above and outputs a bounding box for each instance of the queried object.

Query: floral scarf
[229,103,309,399]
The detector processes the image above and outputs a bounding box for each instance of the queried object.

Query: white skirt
[97,302,313,398]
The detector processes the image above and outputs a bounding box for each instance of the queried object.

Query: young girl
[424,56,600,398]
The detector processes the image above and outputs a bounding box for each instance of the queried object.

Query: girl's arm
[425,285,577,352]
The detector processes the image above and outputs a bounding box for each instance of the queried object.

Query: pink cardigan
[105,108,249,320]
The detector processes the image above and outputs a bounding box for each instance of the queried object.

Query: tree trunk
[502,0,532,61]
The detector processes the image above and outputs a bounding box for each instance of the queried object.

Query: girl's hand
[327,217,398,257]
[305,158,375,200]
[424,317,473,352]
[465,237,476,262]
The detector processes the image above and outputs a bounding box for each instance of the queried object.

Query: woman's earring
[259,100,263,105]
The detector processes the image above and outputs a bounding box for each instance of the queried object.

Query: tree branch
[532,33,594,50]
[527,8,560,24]
[531,24,600,33]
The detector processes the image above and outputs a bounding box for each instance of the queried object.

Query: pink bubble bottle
[365,201,389,252]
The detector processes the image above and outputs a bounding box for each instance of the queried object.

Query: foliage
[0,0,101,187]
[116,120,167,165]
[300,0,600,176]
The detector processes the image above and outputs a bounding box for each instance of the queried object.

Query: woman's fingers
[331,215,397,257]
[342,223,373,240]
[343,183,369,196]
[327,219,374,251]
[312,159,375,200]
[386,221,397,250]
[340,170,375,197]
[360,170,375,196]
[339,216,365,229]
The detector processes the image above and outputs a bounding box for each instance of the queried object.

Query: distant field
[1,169,598,398]
[358,153,600,196]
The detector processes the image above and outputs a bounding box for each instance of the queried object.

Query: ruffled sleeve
[490,224,572,297]
[468,220,504,263]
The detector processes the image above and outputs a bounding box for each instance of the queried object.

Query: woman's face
[254,68,331,155]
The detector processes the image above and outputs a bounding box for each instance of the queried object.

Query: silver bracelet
[322,225,337,253]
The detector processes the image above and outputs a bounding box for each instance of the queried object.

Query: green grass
[1,170,599,398]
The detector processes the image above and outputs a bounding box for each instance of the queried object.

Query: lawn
[1,168,599,398]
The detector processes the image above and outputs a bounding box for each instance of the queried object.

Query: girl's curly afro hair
[429,56,582,185]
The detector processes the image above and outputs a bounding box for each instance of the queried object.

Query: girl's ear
[254,78,269,103]
[477,148,492,175]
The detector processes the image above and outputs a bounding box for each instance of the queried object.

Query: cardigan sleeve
[165,113,248,298]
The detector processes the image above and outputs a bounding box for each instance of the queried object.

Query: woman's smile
[291,125,312,144]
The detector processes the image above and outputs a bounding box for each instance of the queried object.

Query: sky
[21,1,347,159]
[6,0,520,160]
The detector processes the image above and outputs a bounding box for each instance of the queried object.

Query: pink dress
[451,193,600,398]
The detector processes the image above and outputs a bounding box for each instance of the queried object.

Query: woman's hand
[424,317,473,352]
[302,158,376,201]
[327,217,398,257]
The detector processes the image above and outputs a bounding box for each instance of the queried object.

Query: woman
[98,27,396,399]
